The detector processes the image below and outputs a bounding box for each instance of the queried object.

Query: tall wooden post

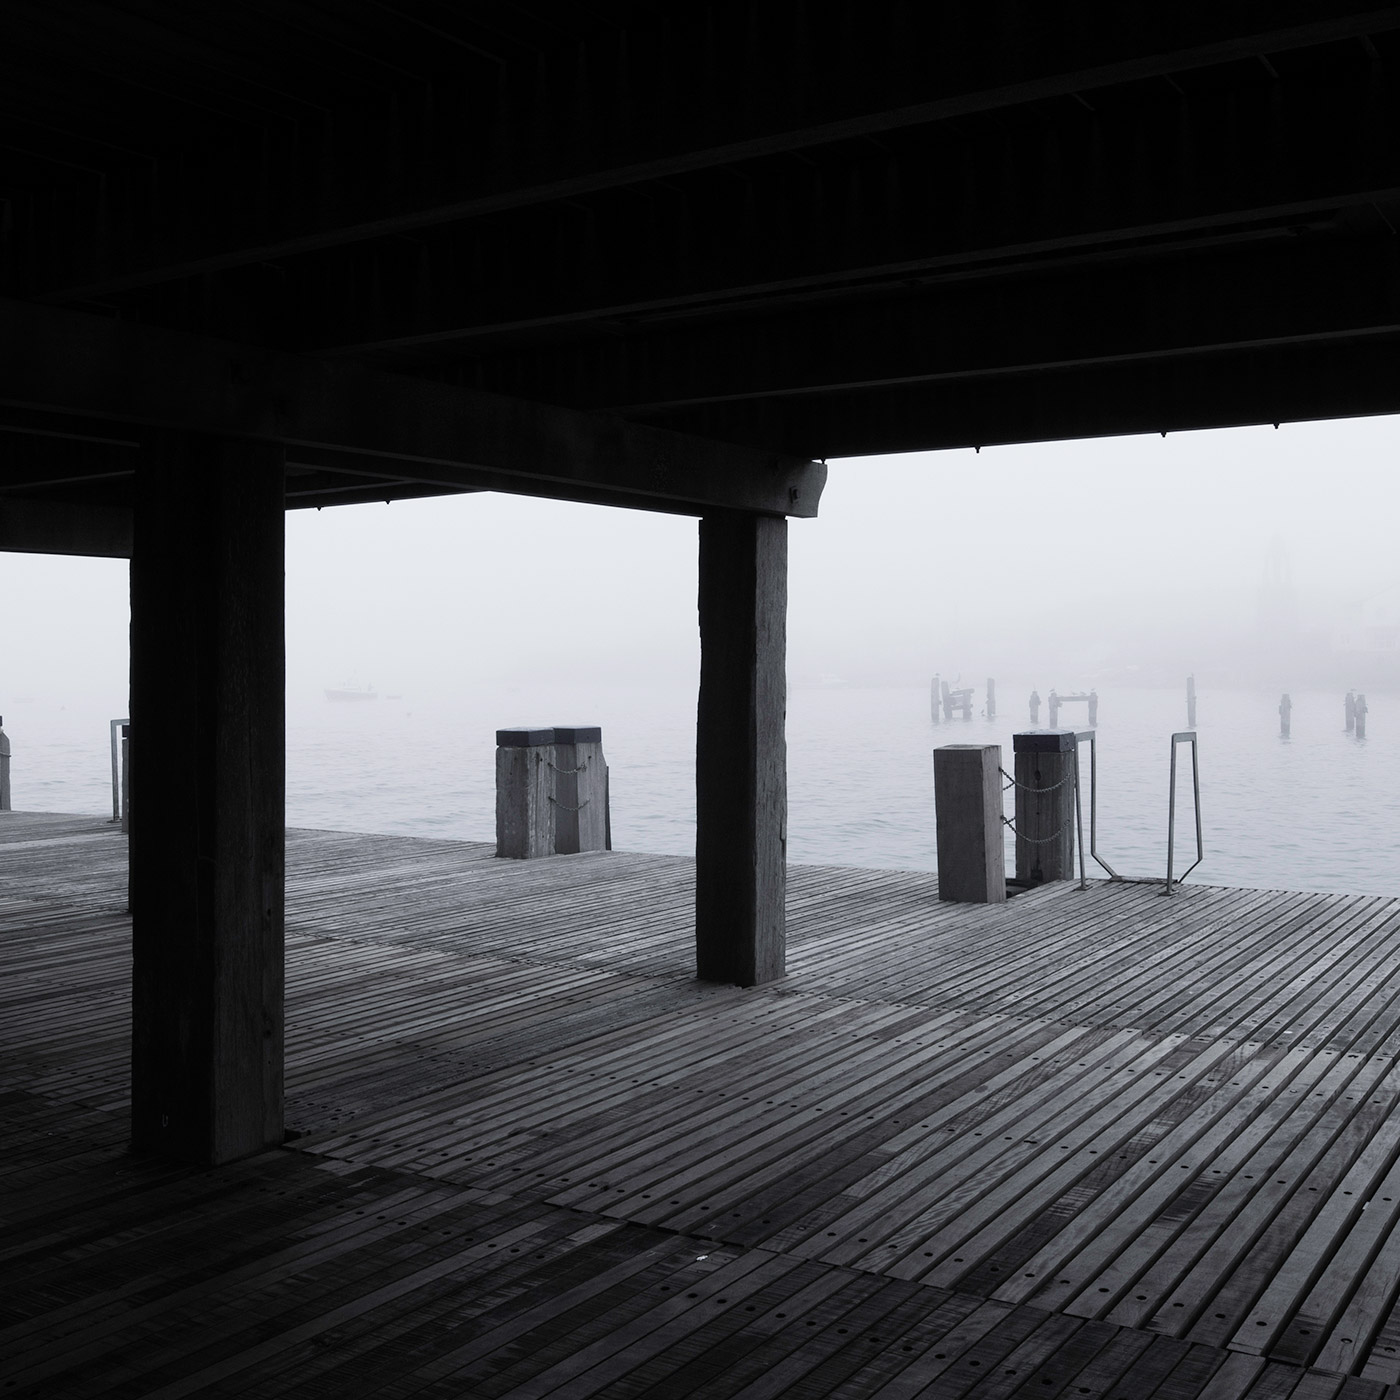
[934,744,1006,903]
[129,433,285,1165]
[695,512,787,986]
[1012,730,1076,884]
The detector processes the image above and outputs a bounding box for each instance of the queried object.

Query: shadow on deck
[5,811,1400,1398]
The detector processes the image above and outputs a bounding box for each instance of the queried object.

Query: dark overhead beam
[34,6,1400,302]
[647,336,1400,459]
[493,235,1400,417]
[0,497,131,557]
[0,298,825,519]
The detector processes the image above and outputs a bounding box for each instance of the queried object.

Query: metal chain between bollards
[548,796,591,812]
[998,766,1075,794]
[547,757,589,775]
[1000,813,1073,844]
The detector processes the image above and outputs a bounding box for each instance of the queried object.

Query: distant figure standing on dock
[1029,688,1041,725]
[1279,693,1292,738]
[1346,690,1356,733]
[1356,692,1368,739]
[1087,689,1099,727]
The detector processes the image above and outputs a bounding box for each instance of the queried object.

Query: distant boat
[325,683,377,701]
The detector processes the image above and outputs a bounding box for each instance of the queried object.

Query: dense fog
[3,414,1399,717]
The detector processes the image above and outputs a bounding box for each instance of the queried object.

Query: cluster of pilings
[1277,691,1369,739]
[930,675,995,722]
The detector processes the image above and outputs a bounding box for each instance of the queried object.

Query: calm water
[6,683,1398,897]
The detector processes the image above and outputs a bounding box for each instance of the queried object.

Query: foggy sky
[3,414,1399,715]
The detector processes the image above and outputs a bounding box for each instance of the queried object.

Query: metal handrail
[1073,730,1121,881]
[1165,731,1204,893]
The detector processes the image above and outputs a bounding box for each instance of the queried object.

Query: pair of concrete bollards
[496,725,611,859]
[933,731,1078,903]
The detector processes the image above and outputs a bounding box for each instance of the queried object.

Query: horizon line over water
[4,682,1396,900]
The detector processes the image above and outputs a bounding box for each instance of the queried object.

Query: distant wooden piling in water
[1028,688,1041,724]
[1355,692,1368,739]
[1279,693,1292,738]
[985,678,996,720]
[1047,689,1096,728]
[941,680,973,721]
[1186,674,1197,728]
[0,716,10,812]
[1346,690,1356,733]
[930,675,941,724]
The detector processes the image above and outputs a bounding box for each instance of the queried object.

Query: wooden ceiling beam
[0,298,825,519]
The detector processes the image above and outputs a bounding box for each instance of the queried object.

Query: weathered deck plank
[5,812,1400,1397]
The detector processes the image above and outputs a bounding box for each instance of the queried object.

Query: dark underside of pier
[7,812,1400,1399]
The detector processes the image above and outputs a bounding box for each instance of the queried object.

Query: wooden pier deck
[6,813,1400,1398]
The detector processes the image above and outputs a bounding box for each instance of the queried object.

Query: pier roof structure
[2,2,1399,530]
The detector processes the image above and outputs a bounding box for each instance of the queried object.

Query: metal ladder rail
[1165,730,1204,894]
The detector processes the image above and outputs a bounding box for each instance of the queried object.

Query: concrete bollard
[551,725,610,854]
[1012,730,1076,884]
[1279,694,1292,739]
[496,726,554,858]
[0,715,10,812]
[1356,693,1368,739]
[933,744,1006,903]
[1346,690,1356,733]
[1186,674,1197,728]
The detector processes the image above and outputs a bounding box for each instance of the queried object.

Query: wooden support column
[129,433,285,1165]
[695,512,787,986]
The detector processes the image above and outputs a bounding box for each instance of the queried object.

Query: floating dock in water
[7,813,1400,1397]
